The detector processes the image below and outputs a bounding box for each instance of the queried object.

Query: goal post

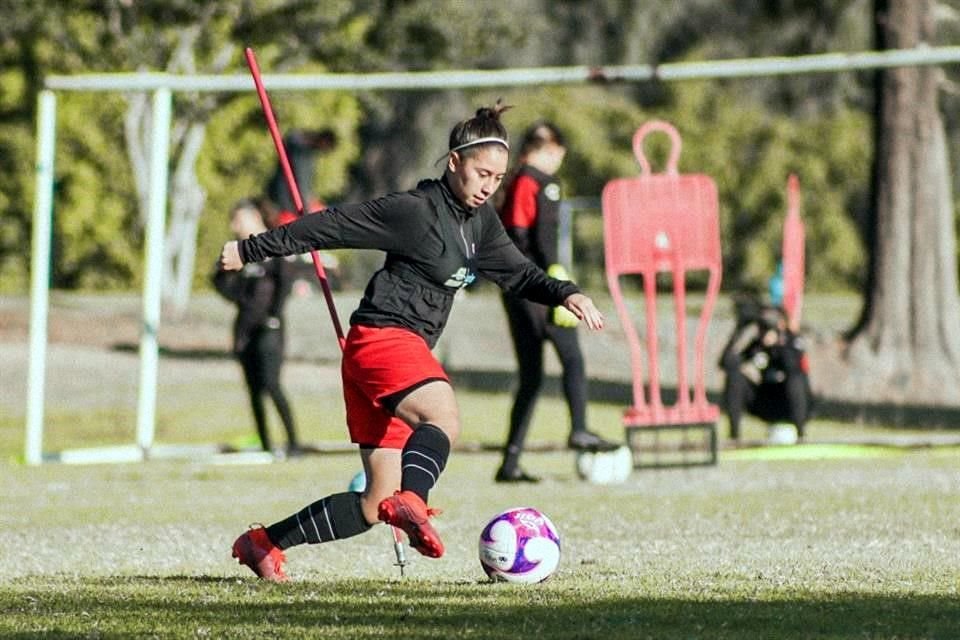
[25,87,172,465]
[25,46,960,465]
[25,90,56,466]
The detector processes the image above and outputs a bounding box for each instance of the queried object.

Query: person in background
[213,197,301,457]
[266,128,342,291]
[219,104,606,582]
[266,128,338,221]
[495,121,618,484]
[719,298,813,442]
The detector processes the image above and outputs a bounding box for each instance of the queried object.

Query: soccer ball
[478,507,560,584]
[767,422,798,446]
[575,445,633,485]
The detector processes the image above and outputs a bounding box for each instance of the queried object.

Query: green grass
[1,443,958,639]
[2,292,959,637]
[3,576,957,639]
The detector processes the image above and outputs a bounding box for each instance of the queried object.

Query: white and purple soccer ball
[478,507,561,584]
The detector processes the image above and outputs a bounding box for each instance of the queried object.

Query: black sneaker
[285,444,306,458]
[494,466,541,483]
[567,430,620,452]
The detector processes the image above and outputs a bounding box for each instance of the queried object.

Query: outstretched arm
[220,191,427,271]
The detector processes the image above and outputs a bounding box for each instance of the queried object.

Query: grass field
[1,293,959,638]
[1,439,958,639]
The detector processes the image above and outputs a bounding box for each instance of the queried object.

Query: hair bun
[476,99,512,121]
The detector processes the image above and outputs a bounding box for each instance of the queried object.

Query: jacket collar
[439,175,478,219]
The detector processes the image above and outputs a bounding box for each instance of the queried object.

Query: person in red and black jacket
[496,122,618,484]
[213,198,300,457]
[219,103,606,582]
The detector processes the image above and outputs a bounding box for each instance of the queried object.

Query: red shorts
[341,324,449,449]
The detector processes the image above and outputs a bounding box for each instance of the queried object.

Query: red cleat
[378,490,445,558]
[231,525,288,582]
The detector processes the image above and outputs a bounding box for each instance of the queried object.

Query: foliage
[195,71,363,290]
[492,81,869,293]
[0,0,957,298]
[52,92,142,289]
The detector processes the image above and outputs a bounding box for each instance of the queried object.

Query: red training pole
[244,47,346,350]
[244,47,407,575]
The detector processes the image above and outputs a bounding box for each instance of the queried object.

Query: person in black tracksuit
[221,104,607,581]
[266,129,338,216]
[213,198,300,456]
[719,300,813,441]
[496,122,618,483]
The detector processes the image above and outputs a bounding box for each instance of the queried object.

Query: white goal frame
[25,46,960,464]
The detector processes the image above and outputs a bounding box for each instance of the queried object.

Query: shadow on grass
[450,367,960,430]
[1,577,956,639]
[109,338,960,430]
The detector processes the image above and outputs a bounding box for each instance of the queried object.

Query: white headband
[449,136,509,154]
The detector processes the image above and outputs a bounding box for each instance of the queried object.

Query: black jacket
[720,314,808,386]
[239,177,579,348]
[213,258,293,353]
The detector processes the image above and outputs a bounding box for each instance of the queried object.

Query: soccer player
[213,198,301,457]
[495,121,618,483]
[220,103,606,581]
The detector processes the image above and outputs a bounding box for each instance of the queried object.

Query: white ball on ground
[767,422,799,446]
[575,445,633,484]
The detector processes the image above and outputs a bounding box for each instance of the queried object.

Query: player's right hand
[219,240,243,271]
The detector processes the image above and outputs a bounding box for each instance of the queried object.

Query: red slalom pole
[244,47,346,350]
[244,47,408,575]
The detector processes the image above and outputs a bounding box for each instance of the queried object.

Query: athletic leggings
[238,326,298,451]
[501,295,587,468]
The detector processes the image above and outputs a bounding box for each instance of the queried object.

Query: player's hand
[562,293,604,331]
[219,240,243,271]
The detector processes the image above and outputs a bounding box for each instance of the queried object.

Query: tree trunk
[163,120,207,318]
[123,94,207,318]
[123,33,233,317]
[846,0,960,404]
[123,92,151,233]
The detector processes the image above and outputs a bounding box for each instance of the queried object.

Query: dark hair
[734,294,786,330]
[255,196,282,229]
[519,120,566,156]
[229,198,259,219]
[447,100,511,158]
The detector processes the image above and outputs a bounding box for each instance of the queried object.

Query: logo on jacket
[544,183,561,201]
[242,264,266,278]
[444,267,476,289]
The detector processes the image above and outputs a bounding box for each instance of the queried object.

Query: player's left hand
[563,293,604,331]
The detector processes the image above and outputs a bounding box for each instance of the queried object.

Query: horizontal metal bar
[45,46,960,93]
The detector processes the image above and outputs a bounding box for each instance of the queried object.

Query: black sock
[265,492,372,549]
[400,422,450,502]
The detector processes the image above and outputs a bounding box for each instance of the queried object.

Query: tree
[10,0,365,313]
[116,6,238,316]
[846,0,960,404]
